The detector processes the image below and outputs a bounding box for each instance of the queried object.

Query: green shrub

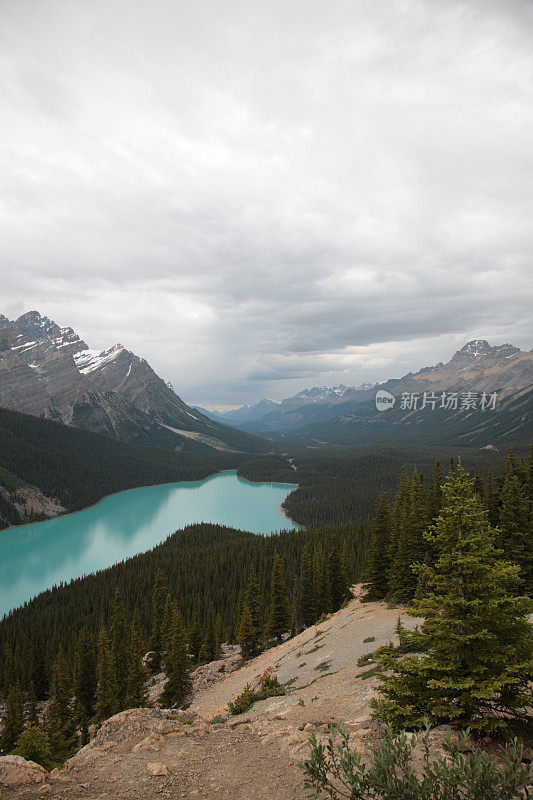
[228,684,256,715]
[228,673,286,715]
[301,723,531,800]
[256,674,285,700]
[12,725,53,770]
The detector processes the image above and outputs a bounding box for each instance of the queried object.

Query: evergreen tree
[244,565,262,637]
[73,627,96,719]
[13,725,52,770]
[161,593,173,655]
[148,569,168,672]
[300,545,316,626]
[198,612,216,664]
[237,605,257,659]
[125,609,148,708]
[44,648,76,763]
[313,545,330,617]
[373,466,533,734]
[266,553,289,642]
[0,684,24,754]
[187,617,203,665]
[484,471,500,526]
[95,625,119,724]
[426,460,442,523]
[26,682,39,727]
[365,490,392,600]
[74,700,90,747]
[499,474,533,595]
[327,547,347,611]
[29,625,48,700]
[110,588,130,709]
[160,605,191,708]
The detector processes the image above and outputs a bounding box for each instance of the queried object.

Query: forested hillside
[0,406,293,528]
[283,444,504,526]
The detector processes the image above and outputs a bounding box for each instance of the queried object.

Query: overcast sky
[1,0,532,408]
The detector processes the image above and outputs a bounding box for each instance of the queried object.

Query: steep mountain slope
[292,384,533,449]
[0,312,268,453]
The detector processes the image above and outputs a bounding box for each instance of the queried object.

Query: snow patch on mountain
[74,345,125,375]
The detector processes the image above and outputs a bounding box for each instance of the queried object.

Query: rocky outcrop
[0,755,48,787]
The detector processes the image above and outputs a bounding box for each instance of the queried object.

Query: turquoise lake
[0,470,297,618]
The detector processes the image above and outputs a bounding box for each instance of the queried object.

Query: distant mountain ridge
[287,340,533,448]
[0,311,268,453]
[201,382,377,433]
[211,340,532,445]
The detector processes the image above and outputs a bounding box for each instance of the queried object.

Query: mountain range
[0,312,267,453]
[201,340,533,447]
[1,314,531,453]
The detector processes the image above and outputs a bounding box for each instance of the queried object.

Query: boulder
[0,754,48,786]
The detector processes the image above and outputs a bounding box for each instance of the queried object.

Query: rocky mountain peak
[450,339,521,365]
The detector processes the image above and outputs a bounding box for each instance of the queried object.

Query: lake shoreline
[1,468,299,535]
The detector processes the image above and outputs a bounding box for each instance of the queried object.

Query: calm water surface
[0,470,296,617]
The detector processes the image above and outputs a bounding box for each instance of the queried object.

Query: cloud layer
[1,0,532,405]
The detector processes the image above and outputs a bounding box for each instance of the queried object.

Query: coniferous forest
[0,432,531,763]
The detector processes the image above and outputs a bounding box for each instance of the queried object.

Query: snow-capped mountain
[0,312,266,453]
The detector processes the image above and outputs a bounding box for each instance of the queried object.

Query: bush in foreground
[12,725,53,771]
[228,672,286,715]
[301,723,531,800]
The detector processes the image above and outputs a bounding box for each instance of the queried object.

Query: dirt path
[2,715,308,800]
[191,590,420,719]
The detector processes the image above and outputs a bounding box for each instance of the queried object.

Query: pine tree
[29,625,48,700]
[373,466,533,734]
[95,625,119,724]
[110,588,130,709]
[12,725,52,770]
[125,609,148,708]
[73,627,96,719]
[484,471,500,526]
[198,611,216,664]
[366,490,392,600]
[499,474,533,595]
[244,565,262,638]
[26,682,39,727]
[0,684,24,754]
[44,648,76,763]
[313,545,329,618]
[300,545,316,626]
[266,553,289,643]
[327,547,347,611]
[426,460,442,523]
[148,569,168,672]
[237,605,257,659]
[187,617,203,665]
[160,605,191,708]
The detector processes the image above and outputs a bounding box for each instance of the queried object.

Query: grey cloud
[1,0,532,406]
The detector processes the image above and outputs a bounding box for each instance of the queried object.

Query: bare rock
[147,762,170,776]
[0,755,48,787]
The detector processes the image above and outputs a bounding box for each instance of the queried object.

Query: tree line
[366,447,533,603]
